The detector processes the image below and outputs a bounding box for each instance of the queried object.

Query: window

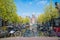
[54,19,60,27]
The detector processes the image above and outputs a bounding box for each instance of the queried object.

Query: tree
[37,0,58,23]
[44,0,58,22]
[0,0,19,25]
[22,16,30,24]
[37,14,46,23]
[18,16,23,23]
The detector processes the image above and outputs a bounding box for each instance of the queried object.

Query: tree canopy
[22,16,30,24]
[0,0,21,24]
[37,1,58,23]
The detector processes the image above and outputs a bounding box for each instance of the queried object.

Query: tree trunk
[2,20,8,26]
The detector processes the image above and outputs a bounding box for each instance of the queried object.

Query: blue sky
[14,0,60,17]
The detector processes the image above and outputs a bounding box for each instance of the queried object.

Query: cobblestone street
[0,37,60,40]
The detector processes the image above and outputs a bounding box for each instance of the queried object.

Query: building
[30,13,36,25]
[30,13,37,31]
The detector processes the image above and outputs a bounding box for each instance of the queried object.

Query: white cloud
[32,12,44,17]
[22,13,31,17]
[37,0,48,6]
[32,12,35,15]
[21,12,44,17]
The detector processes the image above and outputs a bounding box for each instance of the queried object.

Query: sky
[14,0,60,17]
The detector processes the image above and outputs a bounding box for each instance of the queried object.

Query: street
[0,37,60,40]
